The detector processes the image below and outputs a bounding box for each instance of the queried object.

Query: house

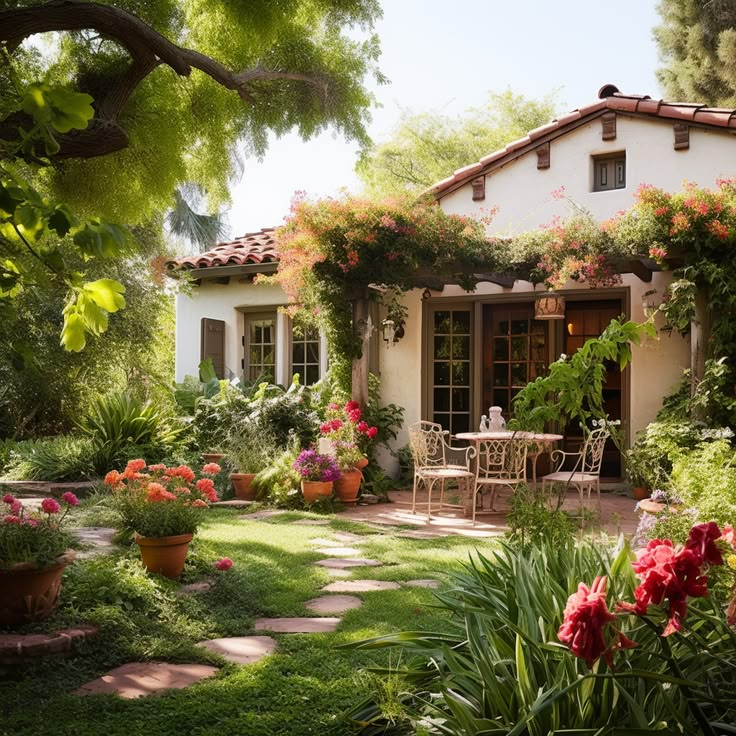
[171,85,736,477]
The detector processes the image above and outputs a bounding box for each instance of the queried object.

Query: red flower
[366,426,378,439]
[345,401,360,413]
[630,539,708,636]
[320,421,332,434]
[685,522,723,566]
[196,478,215,494]
[41,498,60,514]
[356,421,368,433]
[2,493,16,505]
[4,515,20,524]
[347,409,362,422]
[202,463,221,475]
[168,465,196,483]
[146,483,177,503]
[558,576,617,666]
[330,419,343,431]
[215,557,233,571]
[148,463,167,472]
[10,499,21,514]
[62,491,79,507]
[104,470,122,487]
[125,459,147,473]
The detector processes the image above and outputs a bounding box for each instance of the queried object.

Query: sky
[227,0,662,236]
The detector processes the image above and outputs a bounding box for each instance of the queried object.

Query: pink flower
[722,524,736,550]
[2,493,16,505]
[168,465,196,483]
[196,478,215,493]
[320,421,332,434]
[356,421,369,433]
[148,463,167,472]
[10,499,22,514]
[191,499,208,508]
[202,463,222,475]
[345,401,360,412]
[366,426,378,439]
[330,419,343,431]
[215,557,233,571]
[62,492,79,507]
[4,515,20,524]
[41,498,60,514]
[24,518,38,527]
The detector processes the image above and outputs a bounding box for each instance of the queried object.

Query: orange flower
[191,499,208,508]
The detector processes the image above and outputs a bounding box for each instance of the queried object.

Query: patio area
[337,488,640,539]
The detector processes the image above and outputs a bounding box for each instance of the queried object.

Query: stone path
[198,636,277,664]
[71,527,117,559]
[254,617,340,633]
[292,518,329,526]
[313,546,363,556]
[315,557,382,569]
[322,580,401,593]
[305,595,362,614]
[404,579,441,589]
[75,662,219,699]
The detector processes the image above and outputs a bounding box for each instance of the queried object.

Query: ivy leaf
[82,279,126,313]
[60,311,86,352]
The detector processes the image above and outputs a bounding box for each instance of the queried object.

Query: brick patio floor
[336,488,639,538]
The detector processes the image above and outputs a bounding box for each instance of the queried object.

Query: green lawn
[1,509,491,736]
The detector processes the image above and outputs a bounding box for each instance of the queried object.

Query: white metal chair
[473,434,529,520]
[408,421,476,520]
[541,424,610,508]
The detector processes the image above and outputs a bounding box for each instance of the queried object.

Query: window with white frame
[244,312,276,381]
[592,152,626,192]
[291,322,321,385]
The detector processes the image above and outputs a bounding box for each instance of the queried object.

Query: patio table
[454,431,563,485]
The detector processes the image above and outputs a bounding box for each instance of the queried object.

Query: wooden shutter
[201,318,225,378]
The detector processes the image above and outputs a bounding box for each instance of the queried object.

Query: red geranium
[685,521,724,566]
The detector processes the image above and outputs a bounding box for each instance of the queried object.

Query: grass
[1,506,492,736]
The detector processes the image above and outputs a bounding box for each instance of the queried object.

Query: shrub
[506,482,577,549]
[190,384,251,452]
[348,534,736,734]
[226,421,279,474]
[248,379,319,447]
[2,436,95,481]
[250,445,304,507]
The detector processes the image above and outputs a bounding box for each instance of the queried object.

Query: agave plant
[76,392,184,472]
[348,539,736,735]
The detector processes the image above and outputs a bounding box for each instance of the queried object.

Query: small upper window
[592,153,626,192]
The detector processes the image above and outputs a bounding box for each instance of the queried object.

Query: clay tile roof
[429,84,736,198]
[169,228,278,270]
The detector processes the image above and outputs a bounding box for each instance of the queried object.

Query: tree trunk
[351,297,371,406]
[690,288,709,418]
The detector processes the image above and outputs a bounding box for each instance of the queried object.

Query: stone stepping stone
[308,537,344,547]
[241,510,286,520]
[305,595,363,614]
[315,558,382,569]
[333,532,364,543]
[313,546,363,557]
[197,636,277,665]
[322,580,401,593]
[71,526,117,559]
[212,499,253,508]
[253,617,340,633]
[293,519,330,526]
[75,662,218,699]
[322,568,352,578]
[403,579,441,589]
[176,581,213,596]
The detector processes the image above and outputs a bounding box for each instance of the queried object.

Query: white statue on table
[487,406,506,431]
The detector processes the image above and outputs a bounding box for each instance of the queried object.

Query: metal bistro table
[454,431,564,486]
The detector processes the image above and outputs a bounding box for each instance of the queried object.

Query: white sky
[228,0,661,236]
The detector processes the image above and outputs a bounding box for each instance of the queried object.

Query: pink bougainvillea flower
[202,463,221,476]
[685,521,723,566]
[2,493,16,505]
[558,576,622,666]
[214,557,233,571]
[41,498,61,514]
[62,491,79,507]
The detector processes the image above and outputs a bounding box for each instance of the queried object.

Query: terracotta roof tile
[170,228,278,270]
[430,85,736,198]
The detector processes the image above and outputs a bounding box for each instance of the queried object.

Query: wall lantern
[641,289,659,319]
[534,293,566,320]
[381,318,405,348]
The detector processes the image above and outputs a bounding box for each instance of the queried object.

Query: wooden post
[351,296,371,406]
[690,289,709,416]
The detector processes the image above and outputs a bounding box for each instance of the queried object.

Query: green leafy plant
[77,391,184,473]
[0,491,78,568]
[226,421,279,475]
[506,482,577,549]
[1,435,94,481]
[250,444,304,508]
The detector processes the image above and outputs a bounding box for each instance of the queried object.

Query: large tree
[655,0,736,105]
[356,89,558,197]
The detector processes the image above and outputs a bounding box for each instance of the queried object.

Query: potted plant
[625,444,653,500]
[105,459,219,579]
[319,401,378,504]
[0,491,79,626]
[226,422,279,500]
[292,449,340,503]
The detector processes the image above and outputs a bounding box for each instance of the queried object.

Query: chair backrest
[581,426,609,475]
[408,421,447,468]
[477,436,528,482]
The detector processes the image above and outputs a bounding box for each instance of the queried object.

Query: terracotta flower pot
[0,551,76,627]
[134,532,193,579]
[632,486,650,500]
[355,456,369,471]
[334,469,362,505]
[202,453,225,463]
[301,480,334,504]
[230,472,257,500]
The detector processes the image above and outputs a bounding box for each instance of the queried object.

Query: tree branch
[0,0,333,159]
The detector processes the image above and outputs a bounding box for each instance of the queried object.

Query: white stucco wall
[175,280,288,382]
[377,114,732,455]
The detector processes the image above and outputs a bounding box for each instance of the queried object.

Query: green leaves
[61,280,127,352]
[73,221,127,259]
[22,82,94,133]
